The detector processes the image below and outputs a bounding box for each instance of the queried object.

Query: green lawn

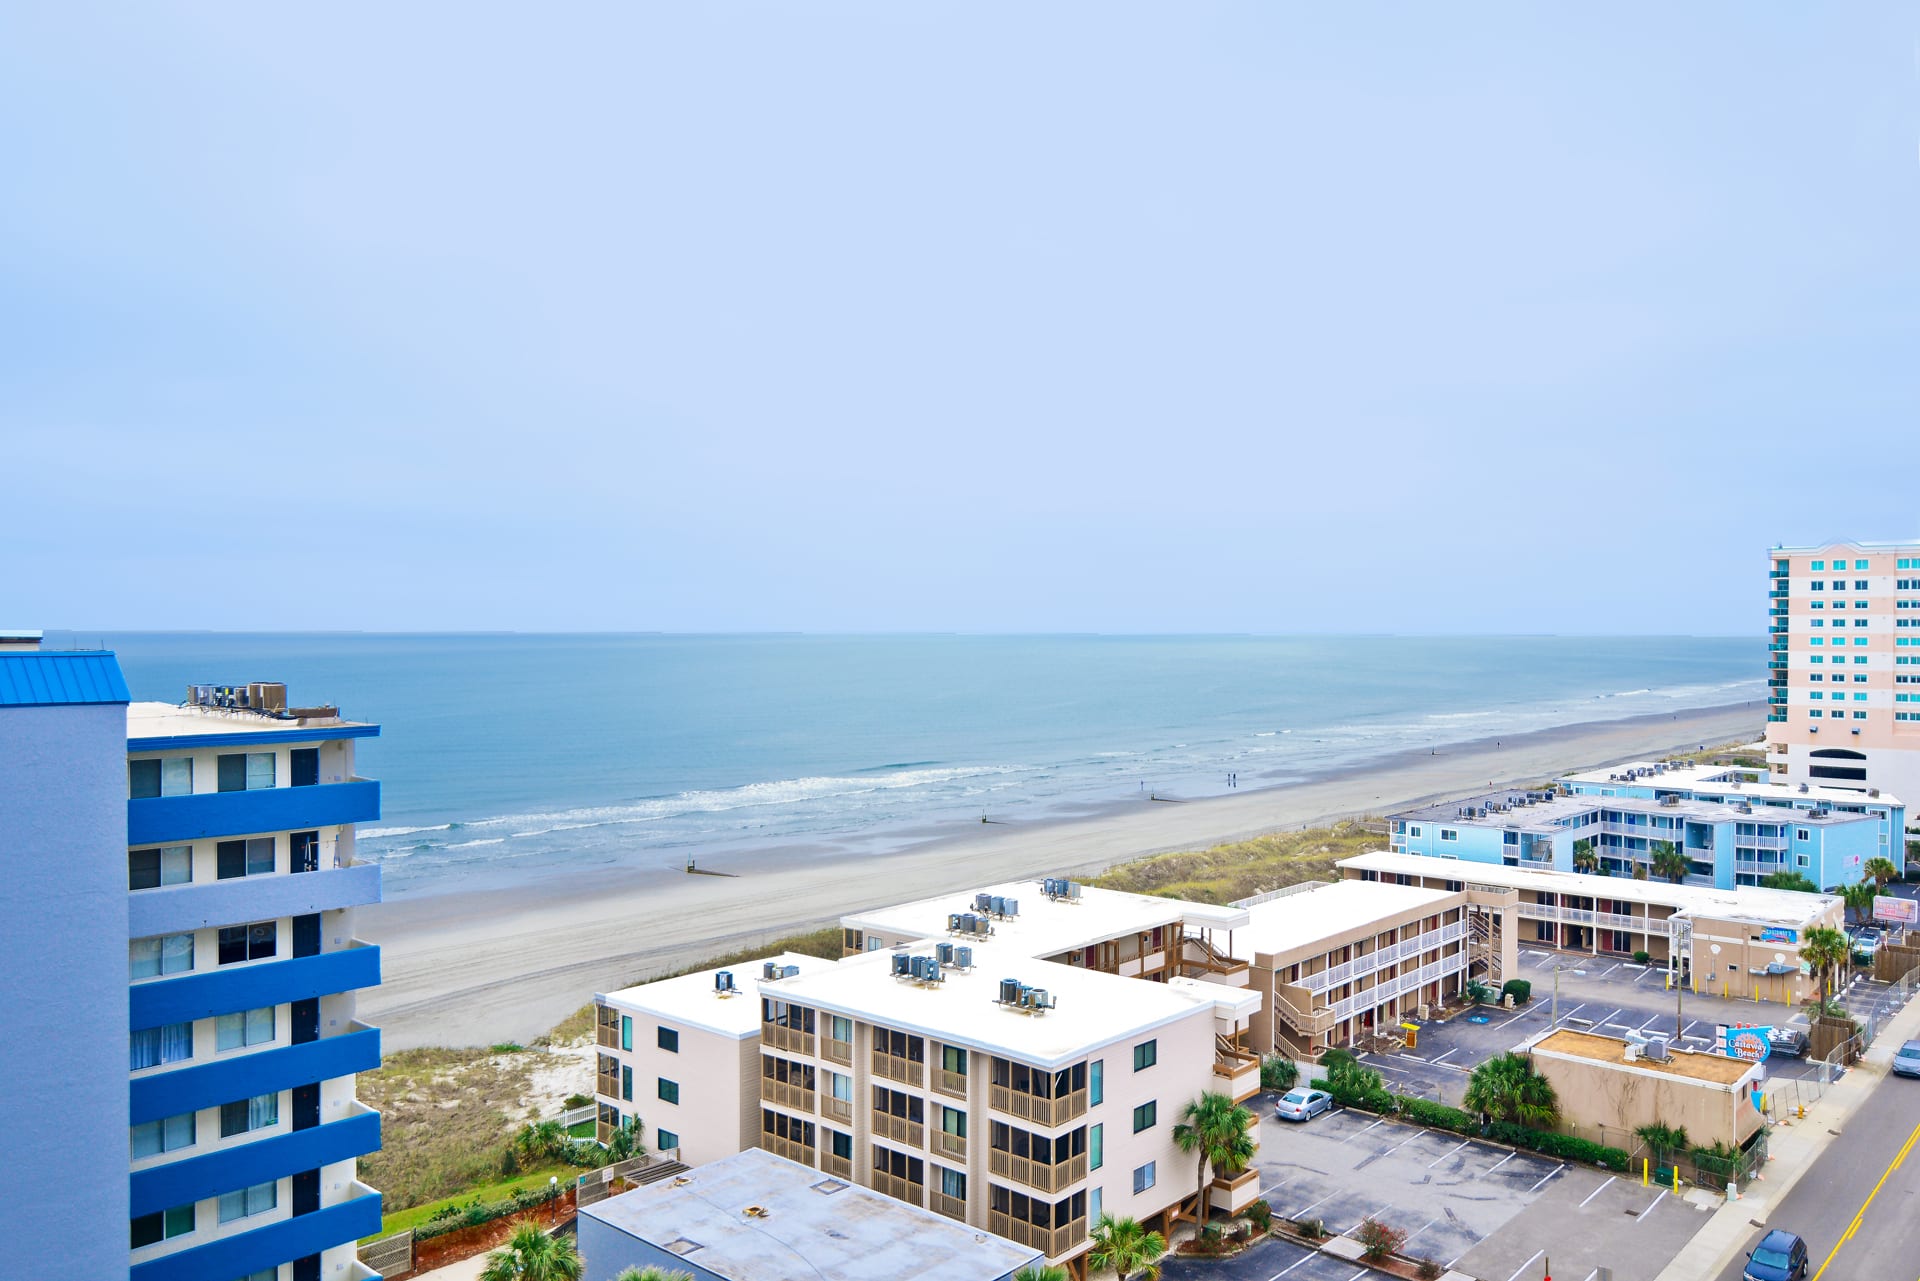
[567,1119,595,1139]
[363,1162,585,1241]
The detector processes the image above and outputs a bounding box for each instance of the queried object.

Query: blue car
[1893,1039,1920,1079]
[1743,1229,1808,1281]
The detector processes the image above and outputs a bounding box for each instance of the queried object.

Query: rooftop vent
[810,1178,849,1196]
[715,970,738,995]
[1643,1035,1671,1062]
[663,1237,703,1257]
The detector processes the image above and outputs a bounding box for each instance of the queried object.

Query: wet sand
[358,700,1765,1049]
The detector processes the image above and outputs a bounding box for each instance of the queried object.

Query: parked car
[1892,1040,1920,1079]
[1853,928,1883,955]
[1742,1228,1809,1281]
[1766,1027,1808,1059]
[1275,1088,1333,1122]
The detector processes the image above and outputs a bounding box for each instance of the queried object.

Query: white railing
[1326,954,1467,1021]
[1514,900,1674,937]
[1302,921,1468,995]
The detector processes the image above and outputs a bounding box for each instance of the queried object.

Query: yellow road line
[1809,1120,1920,1281]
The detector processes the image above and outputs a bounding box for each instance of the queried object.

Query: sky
[3,5,1917,634]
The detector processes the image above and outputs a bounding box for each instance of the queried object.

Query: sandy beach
[358,700,1765,1050]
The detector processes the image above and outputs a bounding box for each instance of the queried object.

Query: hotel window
[1090,1058,1103,1104]
[1857,561,1870,570]
[220,1092,280,1138]
[1832,580,1846,589]
[1855,711,1869,719]
[217,1180,278,1224]
[1811,601,1824,609]
[218,921,277,965]
[216,752,276,792]
[1809,692,1822,700]
[941,1105,967,1139]
[129,846,192,890]
[942,1166,967,1200]
[131,932,194,979]
[1810,675,1823,683]
[1810,656,1823,664]
[1132,1161,1156,1194]
[1090,1122,1103,1170]
[130,1023,193,1070]
[830,1071,853,1104]
[1811,561,1824,570]
[216,1006,274,1052]
[1408,825,1422,837]
[1439,828,1458,841]
[1132,1101,1157,1132]
[1133,1040,1157,1071]
[1797,829,1811,841]
[621,1066,633,1101]
[659,1129,679,1151]
[658,1078,680,1104]
[129,757,192,799]
[290,747,320,787]
[1809,710,1823,718]
[1090,1186,1103,1224]
[131,1111,196,1158]
[131,1205,194,1248]
[1856,620,1869,628]
[216,837,275,879]
[621,1016,632,1051]
[830,1130,853,1161]
[1798,854,1810,868]
[657,1026,678,1053]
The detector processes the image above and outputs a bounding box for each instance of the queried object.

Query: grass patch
[566,1119,595,1139]
[356,1046,544,1214]
[1085,821,1380,904]
[363,1161,581,1241]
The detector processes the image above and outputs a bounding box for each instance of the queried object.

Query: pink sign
[1873,896,1918,925]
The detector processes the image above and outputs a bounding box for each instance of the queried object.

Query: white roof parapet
[1166,976,1262,1022]
[1180,902,1251,930]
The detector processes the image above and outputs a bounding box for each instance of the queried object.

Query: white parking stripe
[1637,1189,1668,1220]
[1433,1048,1459,1064]
[1527,1164,1566,1194]
[1578,1174,1617,1207]
[1427,1140,1471,1168]
[1346,1203,1394,1234]
[1596,1007,1622,1030]
[1341,1117,1390,1143]
[1270,1255,1316,1280]
[1556,1002,1587,1024]
[1597,962,1621,978]
[1291,1190,1339,1218]
[1483,1151,1516,1175]
[1506,1249,1547,1281]
[1403,1214,1444,1245]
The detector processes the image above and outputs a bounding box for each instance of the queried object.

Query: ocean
[63,632,1762,898]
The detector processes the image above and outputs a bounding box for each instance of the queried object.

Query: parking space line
[1292,1190,1339,1219]
[1526,1164,1565,1193]
[1482,1151,1516,1175]
[1432,1048,1458,1064]
[1379,1131,1422,1156]
[1506,1249,1546,1281]
[1427,1140,1470,1168]
[1637,1013,1664,1032]
[1635,966,1657,983]
[1340,1116,1390,1143]
[1597,961,1621,978]
[1577,1174,1616,1207]
[1636,1188,1668,1220]
[1595,1007,1621,1030]
[1395,1053,1428,1063]
[1346,1203,1394,1234]
[1402,1214,1443,1246]
[1556,1002,1587,1024]
[1270,1255,1315,1280]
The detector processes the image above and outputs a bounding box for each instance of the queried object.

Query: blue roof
[0,651,131,707]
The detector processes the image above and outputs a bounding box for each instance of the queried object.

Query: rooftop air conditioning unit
[1624,1043,1641,1062]
[1644,1036,1671,1062]
[1869,788,1880,798]
[763,961,781,981]
[955,945,973,969]
[892,954,912,978]
[716,970,736,993]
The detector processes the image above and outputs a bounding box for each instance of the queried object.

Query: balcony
[763,1078,816,1113]
[1210,1167,1262,1214]
[872,1170,925,1207]
[1212,1053,1260,1103]
[130,1104,380,1216]
[822,1096,853,1124]
[822,1036,853,1067]
[821,1150,852,1179]
[934,1129,968,1161]
[872,1051,925,1088]
[129,863,381,939]
[934,1067,969,1099]
[762,1024,814,1056]
[597,1067,621,1098]
[131,1180,380,1281]
[989,1086,1088,1127]
[130,942,380,1031]
[871,1110,925,1148]
[129,780,381,845]
[988,1212,1085,1260]
[132,1022,380,1125]
[989,1149,1086,1193]
[930,1189,967,1221]
[759,1131,815,1166]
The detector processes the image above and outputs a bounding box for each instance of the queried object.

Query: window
[941,1105,967,1138]
[216,752,276,792]
[1797,828,1811,841]
[131,1111,196,1158]
[830,1130,853,1160]
[1439,828,1458,841]
[658,1129,679,1151]
[129,758,192,799]
[622,1066,633,1102]
[830,1071,853,1103]
[1089,1058,1103,1105]
[1089,1122,1103,1170]
[1408,825,1423,837]
[216,1006,274,1052]
[290,747,319,787]
[129,846,192,890]
[1132,1161,1156,1194]
[621,1015,632,1051]
[1132,1101,1157,1133]
[658,1078,680,1104]
[217,1180,278,1223]
[220,1093,280,1137]
[131,1023,193,1070]
[1811,561,1824,571]
[942,1166,967,1199]
[1089,1186,1102,1224]
[831,1015,853,1044]
[216,838,275,879]
[1857,561,1870,570]
[131,933,194,980]
[218,921,277,965]
[1132,1040,1157,1072]
[657,1026,678,1053]
[131,1204,194,1247]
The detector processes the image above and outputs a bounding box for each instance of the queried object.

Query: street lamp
[550,1174,559,1224]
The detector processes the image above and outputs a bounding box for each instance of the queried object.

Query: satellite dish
[1774,953,1786,965]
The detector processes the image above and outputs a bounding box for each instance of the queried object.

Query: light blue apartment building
[0,642,385,1281]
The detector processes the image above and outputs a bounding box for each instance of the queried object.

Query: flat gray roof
[1394,789,1873,832]
[583,1148,1041,1281]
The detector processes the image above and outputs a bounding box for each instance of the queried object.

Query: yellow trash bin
[1400,1021,1419,1051]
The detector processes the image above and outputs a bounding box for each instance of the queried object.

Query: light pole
[550,1174,559,1224]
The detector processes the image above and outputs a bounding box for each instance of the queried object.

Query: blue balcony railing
[132,1024,380,1125]
[131,1182,381,1281]
[130,863,381,940]
[131,944,380,1032]
[130,1106,380,1217]
[129,780,380,844]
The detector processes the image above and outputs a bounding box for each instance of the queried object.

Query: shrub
[1395,1097,1474,1133]
[1261,1055,1299,1092]
[1632,950,1652,965]
[563,1093,592,1110]
[1417,1259,1442,1280]
[489,1042,525,1055]
[1464,979,1493,1006]
[498,1146,520,1177]
[1483,1121,1628,1172]
[1500,979,1531,1004]
[1355,1217,1406,1262]
[1245,1199,1272,1232]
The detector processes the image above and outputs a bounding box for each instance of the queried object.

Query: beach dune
[359,701,1764,1050]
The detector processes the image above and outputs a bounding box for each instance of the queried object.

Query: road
[1716,1068,1920,1281]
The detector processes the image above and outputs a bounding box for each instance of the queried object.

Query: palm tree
[1865,856,1899,891]
[1571,839,1600,875]
[1649,841,1688,885]
[1463,1053,1559,1129]
[614,1268,694,1281]
[1088,1213,1167,1281]
[1171,1092,1257,1224]
[514,1119,567,1167]
[479,1222,584,1281]
[1840,880,1877,927]
[1011,1267,1070,1281]
[1799,926,1851,1011]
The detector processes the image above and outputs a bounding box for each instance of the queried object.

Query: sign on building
[1757,927,1798,945]
[1724,1027,1773,1063]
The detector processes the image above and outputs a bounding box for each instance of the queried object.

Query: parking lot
[1159,1235,1369,1281]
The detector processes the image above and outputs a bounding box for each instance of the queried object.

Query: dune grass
[356,1046,546,1218]
[1084,820,1381,904]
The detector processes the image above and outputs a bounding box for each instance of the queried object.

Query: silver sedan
[1275,1087,1334,1122]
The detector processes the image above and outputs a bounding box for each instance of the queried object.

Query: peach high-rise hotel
[1768,539,1920,832]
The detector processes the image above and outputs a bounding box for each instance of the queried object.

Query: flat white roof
[1231,880,1458,961]
[774,933,1220,1070]
[1338,851,1840,929]
[126,701,367,739]
[584,1147,1040,1281]
[1560,759,1903,809]
[841,877,1245,960]
[598,952,837,1040]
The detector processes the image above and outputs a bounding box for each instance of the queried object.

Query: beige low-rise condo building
[594,878,1273,1278]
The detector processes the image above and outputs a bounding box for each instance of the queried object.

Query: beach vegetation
[478,1222,583,1281]
[1760,870,1819,894]
[1259,1055,1298,1092]
[1463,1053,1559,1130]
[1649,841,1688,884]
[614,1269,695,1281]
[1011,1266,1070,1281]
[1085,820,1379,904]
[1088,1213,1167,1281]
[1171,1092,1257,1223]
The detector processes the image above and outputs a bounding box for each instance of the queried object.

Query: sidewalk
[1652,992,1920,1281]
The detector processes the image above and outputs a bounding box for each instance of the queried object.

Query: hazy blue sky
[4,6,1915,634]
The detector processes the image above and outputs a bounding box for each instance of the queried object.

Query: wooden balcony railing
[930,1189,966,1221]
[988,1213,1085,1259]
[596,1025,620,1049]
[988,1086,1087,1127]
[822,1037,854,1067]
[872,1052,925,1087]
[988,1149,1087,1193]
[821,1150,852,1179]
[763,1078,816,1113]
[871,1111,925,1149]
[596,1071,620,1099]
[763,1024,815,1056]
[934,1130,967,1160]
[760,1132,816,1166]
[933,1068,968,1099]
[822,1096,853,1124]
[871,1171,925,1207]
